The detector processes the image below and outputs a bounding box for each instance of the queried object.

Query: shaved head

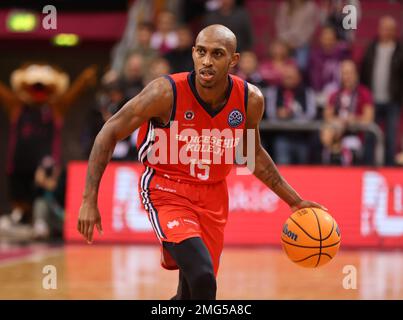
[196,24,237,53]
[192,24,240,89]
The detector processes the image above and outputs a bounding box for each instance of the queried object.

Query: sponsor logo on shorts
[167,220,180,229]
[155,184,177,193]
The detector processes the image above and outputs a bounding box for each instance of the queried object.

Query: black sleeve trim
[244,80,249,114]
[154,75,177,128]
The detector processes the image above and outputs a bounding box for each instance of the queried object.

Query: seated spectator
[275,0,318,71]
[143,57,171,86]
[82,79,139,163]
[164,25,194,73]
[97,80,127,120]
[360,16,403,166]
[321,60,375,166]
[308,25,351,108]
[120,52,145,99]
[129,22,160,71]
[203,0,253,52]
[266,64,316,164]
[236,51,267,90]
[151,10,179,55]
[259,39,296,86]
[96,81,138,162]
[109,0,157,74]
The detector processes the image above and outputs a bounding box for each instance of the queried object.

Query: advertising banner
[65,162,403,248]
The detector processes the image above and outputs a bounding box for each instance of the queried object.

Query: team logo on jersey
[184,110,194,120]
[228,109,244,127]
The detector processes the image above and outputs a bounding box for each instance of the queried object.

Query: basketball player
[77,25,326,300]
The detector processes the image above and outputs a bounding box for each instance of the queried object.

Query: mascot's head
[11,63,70,105]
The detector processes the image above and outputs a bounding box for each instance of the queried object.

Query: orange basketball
[281,208,341,268]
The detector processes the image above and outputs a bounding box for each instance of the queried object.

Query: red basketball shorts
[138,166,229,275]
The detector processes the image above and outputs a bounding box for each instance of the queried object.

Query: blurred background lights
[7,11,38,32]
[52,33,80,47]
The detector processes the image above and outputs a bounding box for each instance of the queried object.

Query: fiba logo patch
[228,109,244,127]
[184,110,194,120]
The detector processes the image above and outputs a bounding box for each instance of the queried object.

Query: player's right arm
[77,77,173,243]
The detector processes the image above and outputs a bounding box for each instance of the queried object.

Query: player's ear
[229,53,240,69]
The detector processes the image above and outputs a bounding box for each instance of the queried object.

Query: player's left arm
[245,83,327,212]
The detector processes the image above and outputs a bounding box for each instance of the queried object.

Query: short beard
[197,77,215,89]
[196,75,215,89]
[200,82,214,88]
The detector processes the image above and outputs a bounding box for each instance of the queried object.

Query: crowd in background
[99,0,403,168]
[0,0,402,242]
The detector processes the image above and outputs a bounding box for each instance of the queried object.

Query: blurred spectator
[164,25,194,73]
[81,79,139,163]
[143,57,171,85]
[266,65,316,164]
[151,10,179,55]
[259,40,296,86]
[85,67,143,162]
[236,51,267,89]
[182,0,208,26]
[109,0,154,74]
[308,26,351,108]
[321,60,375,165]
[129,22,160,71]
[120,52,145,99]
[319,0,361,42]
[275,0,318,71]
[97,81,138,162]
[360,16,403,166]
[107,22,160,82]
[32,156,65,241]
[204,0,253,52]
[97,81,127,119]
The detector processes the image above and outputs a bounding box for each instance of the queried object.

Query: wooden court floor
[0,243,402,299]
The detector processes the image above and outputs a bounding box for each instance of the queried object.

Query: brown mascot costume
[0,63,96,227]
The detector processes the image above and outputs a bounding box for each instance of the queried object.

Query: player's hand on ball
[290,200,328,213]
[77,202,103,244]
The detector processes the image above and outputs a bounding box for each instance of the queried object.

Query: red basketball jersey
[136,71,248,184]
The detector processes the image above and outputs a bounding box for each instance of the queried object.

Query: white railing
[259,120,385,166]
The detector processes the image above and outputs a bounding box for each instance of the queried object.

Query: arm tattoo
[83,131,115,202]
[258,165,283,191]
[253,148,302,207]
[246,85,302,207]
